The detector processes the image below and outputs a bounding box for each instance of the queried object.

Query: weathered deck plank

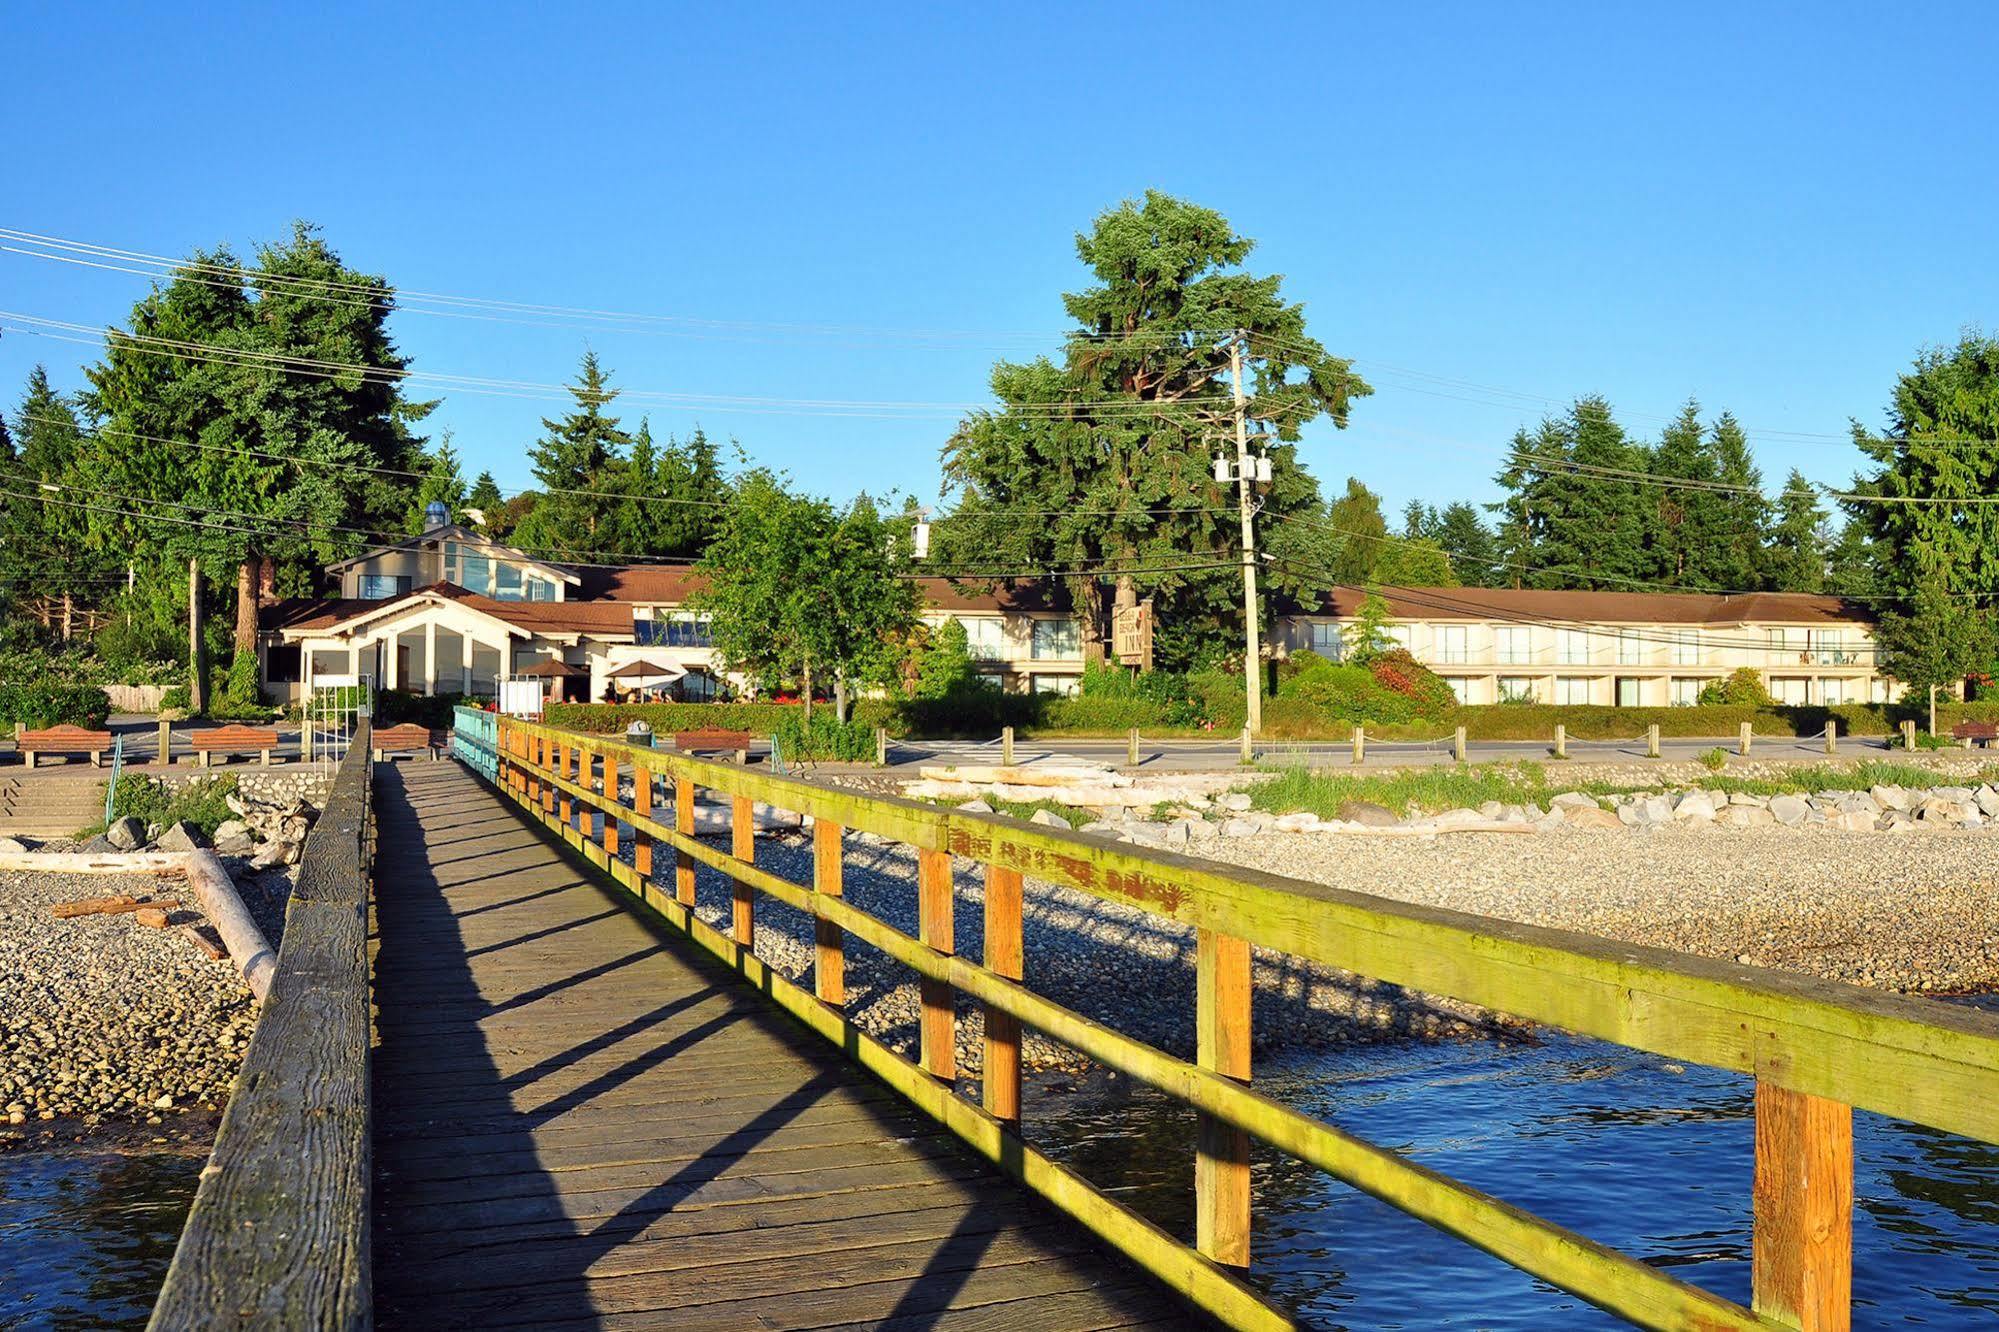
[371,760,1186,1330]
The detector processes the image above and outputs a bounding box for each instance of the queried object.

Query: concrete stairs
[0,772,108,837]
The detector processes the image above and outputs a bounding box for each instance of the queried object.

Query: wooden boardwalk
[370,760,1187,1330]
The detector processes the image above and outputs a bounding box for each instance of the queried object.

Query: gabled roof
[263,583,638,639]
[325,524,582,586]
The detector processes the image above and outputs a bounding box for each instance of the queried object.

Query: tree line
[0,203,1994,705]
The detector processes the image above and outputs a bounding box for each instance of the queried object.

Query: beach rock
[73,834,117,854]
[1826,810,1876,832]
[1618,796,1672,827]
[1338,800,1400,827]
[1671,791,1717,822]
[955,799,994,815]
[1769,795,1811,827]
[1977,787,1999,818]
[1719,805,1775,829]
[1871,785,1912,812]
[153,821,206,853]
[1273,812,1323,833]
[1550,792,1601,812]
[1431,808,1487,829]
[1029,809,1072,831]
[1565,806,1623,829]
[1078,821,1122,839]
[0,836,29,854]
[1216,793,1255,812]
[105,816,146,851]
[1222,818,1264,838]
[211,819,255,854]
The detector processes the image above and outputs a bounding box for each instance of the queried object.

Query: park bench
[1951,720,1999,749]
[188,724,281,767]
[372,723,444,761]
[17,724,114,767]
[674,729,754,764]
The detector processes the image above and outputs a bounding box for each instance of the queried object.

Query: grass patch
[1244,758,1999,819]
[84,773,240,839]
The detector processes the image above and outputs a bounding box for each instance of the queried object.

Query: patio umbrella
[607,658,684,681]
[515,659,588,678]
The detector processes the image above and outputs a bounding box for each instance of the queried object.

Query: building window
[526,575,555,602]
[1617,631,1644,666]
[1671,630,1700,666]
[1497,675,1536,703]
[1442,677,1473,704]
[265,644,302,683]
[1671,677,1705,707]
[1495,627,1530,665]
[1770,676,1809,706]
[1809,630,1852,665]
[1766,628,1789,660]
[1030,673,1080,696]
[1031,618,1080,660]
[1820,676,1852,705]
[493,562,525,600]
[959,617,1007,660]
[1615,676,1642,707]
[1308,621,1344,660]
[1557,629,1590,665]
[634,609,713,647]
[1384,625,1412,651]
[1554,676,1593,705]
[1434,625,1470,665]
[357,573,411,600]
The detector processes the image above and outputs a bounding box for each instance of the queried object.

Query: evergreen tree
[1762,470,1829,592]
[1491,398,1650,588]
[938,192,1367,668]
[651,426,723,557]
[1705,413,1770,588]
[511,351,633,559]
[465,470,505,531]
[1401,500,1498,585]
[3,367,100,601]
[1326,478,1388,584]
[406,437,468,532]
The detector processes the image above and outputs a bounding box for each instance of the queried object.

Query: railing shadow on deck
[147,721,376,1332]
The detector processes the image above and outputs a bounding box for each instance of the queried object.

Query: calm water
[0,1150,200,1330]
[1030,1016,1999,1329]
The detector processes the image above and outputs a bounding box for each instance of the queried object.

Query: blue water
[1030,1022,1999,1329]
[0,1150,200,1330]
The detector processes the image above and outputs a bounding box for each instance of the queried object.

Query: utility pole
[1229,330,1262,735]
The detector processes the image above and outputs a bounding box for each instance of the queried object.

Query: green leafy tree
[913,618,982,699]
[1875,578,1996,693]
[696,471,919,722]
[81,224,434,668]
[511,351,633,559]
[937,192,1368,669]
[1342,588,1395,664]
[1325,478,1388,584]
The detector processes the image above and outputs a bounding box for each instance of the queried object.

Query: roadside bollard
[1739,721,1752,757]
[875,727,887,767]
[1351,725,1365,766]
[1454,725,1468,763]
[1825,720,1838,755]
[157,718,172,766]
[1239,726,1253,765]
[1903,719,1918,751]
[1554,724,1567,760]
[1128,727,1140,766]
[1001,725,1014,765]
[1646,723,1660,758]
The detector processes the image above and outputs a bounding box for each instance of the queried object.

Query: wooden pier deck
[369,759,1184,1330]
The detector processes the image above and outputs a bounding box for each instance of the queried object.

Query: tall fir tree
[511,351,633,560]
[1762,471,1830,592]
[465,470,506,531]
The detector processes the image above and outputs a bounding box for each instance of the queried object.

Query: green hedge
[1370,703,1908,742]
[0,680,112,729]
[547,701,817,735]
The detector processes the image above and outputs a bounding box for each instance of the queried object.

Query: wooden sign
[1113,601,1153,668]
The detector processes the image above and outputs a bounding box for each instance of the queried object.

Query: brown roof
[1294,585,1872,627]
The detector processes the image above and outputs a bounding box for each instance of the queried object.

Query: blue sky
[3,2,1994,523]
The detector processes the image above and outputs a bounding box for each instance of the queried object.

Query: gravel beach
[0,866,291,1140]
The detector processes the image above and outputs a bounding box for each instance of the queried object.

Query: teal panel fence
[452,705,499,781]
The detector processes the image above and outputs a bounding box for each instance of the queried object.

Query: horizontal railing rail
[149,719,375,1332]
[474,714,1999,1332]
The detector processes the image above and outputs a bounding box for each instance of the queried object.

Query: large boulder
[1565,806,1623,830]
[1549,792,1601,812]
[1825,810,1876,833]
[1273,812,1322,833]
[211,819,256,855]
[1977,786,1999,818]
[1870,784,1912,811]
[105,816,146,851]
[0,835,29,854]
[1216,792,1255,812]
[1769,795,1811,827]
[1671,790,1718,822]
[1028,808,1072,831]
[1617,796,1672,827]
[1719,804,1776,829]
[1338,800,1400,827]
[153,821,207,854]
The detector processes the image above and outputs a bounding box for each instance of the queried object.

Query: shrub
[1698,666,1775,708]
[375,689,470,730]
[547,701,815,735]
[106,774,239,838]
[1698,747,1728,772]
[772,710,877,763]
[0,679,112,729]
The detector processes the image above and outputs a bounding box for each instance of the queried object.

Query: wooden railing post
[1454,725,1467,762]
[812,819,844,1005]
[1753,1081,1853,1331]
[1001,725,1014,765]
[602,750,620,858]
[918,848,956,1082]
[983,864,1024,1131]
[557,740,573,829]
[1195,927,1252,1271]
[1350,725,1364,766]
[731,793,755,947]
[675,776,696,906]
[1554,723,1567,760]
[1647,723,1660,758]
[631,759,652,882]
[1128,727,1140,766]
[1824,720,1837,756]
[528,733,542,808]
[1741,720,1753,756]
[1902,718,1917,751]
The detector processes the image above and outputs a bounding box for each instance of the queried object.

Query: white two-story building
[1273,586,1902,706]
